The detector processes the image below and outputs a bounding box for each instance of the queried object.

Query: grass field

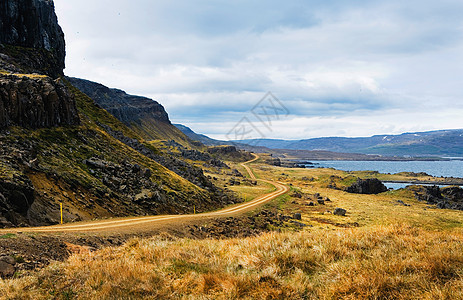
[1,225,462,299]
[1,161,463,299]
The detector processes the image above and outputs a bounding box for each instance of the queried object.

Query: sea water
[306,160,463,189]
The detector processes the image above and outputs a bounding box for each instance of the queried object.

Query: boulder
[346,178,387,194]
[397,200,410,207]
[291,192,302,198]
[333,208,347,216]
[0,256,16,278]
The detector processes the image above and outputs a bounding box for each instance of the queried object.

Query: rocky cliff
[0,74,79,128]
[68,77,169,124]
[0,0,79,129]
[68,77,197,146]
[0,0,65,77]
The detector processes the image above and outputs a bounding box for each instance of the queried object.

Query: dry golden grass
[252,164,463,231]
[1,225,463,299]
[2,163,463,299]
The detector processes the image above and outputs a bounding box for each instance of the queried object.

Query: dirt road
[1,154,289,233]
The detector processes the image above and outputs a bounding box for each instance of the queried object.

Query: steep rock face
[67,77,170,124]
[0,74,79,128]
[0,0,65,77]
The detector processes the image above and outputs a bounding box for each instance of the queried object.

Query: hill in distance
[176,124,463,160]
[234,129,463,158]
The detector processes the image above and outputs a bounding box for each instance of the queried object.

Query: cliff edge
[0,0,79,129]
[0,0,65,77]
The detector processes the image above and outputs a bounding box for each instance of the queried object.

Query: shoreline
[383,180,463,186]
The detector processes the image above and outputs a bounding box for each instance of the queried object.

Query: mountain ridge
[69,77,198,148]
[234,129,463,157]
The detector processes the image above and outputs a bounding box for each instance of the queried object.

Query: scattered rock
[293,213,302,220]
[277,214,292,221]
[143,168,151,178]
[289,220,307,227]
[317,199,325,205]
[437,201,448,209]
[291,192,302,198]
[307,201,315,206]
[132,164,141,173]
[396,200,410,207]
[301,177,314,181]
[333,208,347,216]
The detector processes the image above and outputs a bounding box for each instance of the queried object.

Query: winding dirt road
[1,154,289,233]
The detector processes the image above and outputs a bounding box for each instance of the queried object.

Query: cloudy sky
[54,0,463,140]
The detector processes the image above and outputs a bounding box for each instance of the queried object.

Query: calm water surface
[306,160,463,189]
[309,160,463,178]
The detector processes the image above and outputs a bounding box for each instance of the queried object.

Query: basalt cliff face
[68,77,169,124]
[0,74,79,128]
[0,0,79,129]
[0,0,65,77]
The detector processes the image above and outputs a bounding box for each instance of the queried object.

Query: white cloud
[54,0,463,139]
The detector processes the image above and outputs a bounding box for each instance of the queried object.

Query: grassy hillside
[131,119,199,149]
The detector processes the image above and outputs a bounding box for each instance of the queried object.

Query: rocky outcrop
[207,145,254,162]
[346,178,388,194]
[207,145,239,155]
[0,74,79,128]
[0,0,65,77]
[67,77,170,124]
[410,185,463,210]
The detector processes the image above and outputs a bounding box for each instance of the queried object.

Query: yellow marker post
[194,205,196,214]
[60,202,63,224]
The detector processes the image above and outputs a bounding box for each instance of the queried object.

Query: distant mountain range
[175,125,463,158]
[234,130,463,157]
[173,124,224,146]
